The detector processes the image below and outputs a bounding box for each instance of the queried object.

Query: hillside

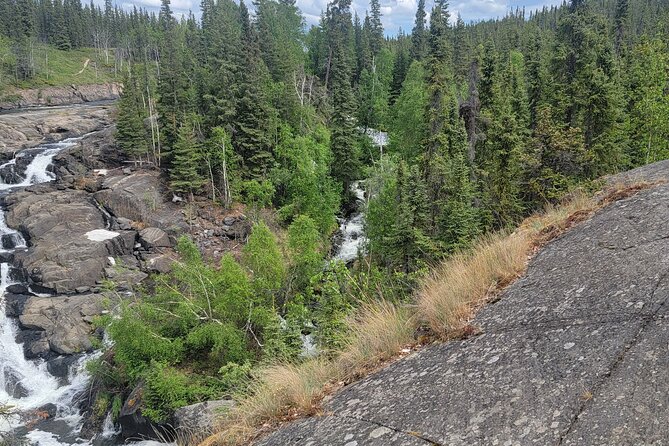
[0,39,118,93]
[256,161,669,445]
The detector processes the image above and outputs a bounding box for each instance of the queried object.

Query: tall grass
[418,232,530,337]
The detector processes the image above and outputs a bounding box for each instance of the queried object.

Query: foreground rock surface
[258,166,669,445]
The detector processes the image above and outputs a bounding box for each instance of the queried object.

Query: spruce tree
[327,0,360,192]
[368,0,383,57]
[169,115,206,198]
[234,0,273,178]
[116,72,150,160]
[411,0,427,61]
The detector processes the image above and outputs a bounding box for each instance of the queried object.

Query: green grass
[0,38,118,91]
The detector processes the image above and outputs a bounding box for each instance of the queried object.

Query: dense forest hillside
[2,0,668,439]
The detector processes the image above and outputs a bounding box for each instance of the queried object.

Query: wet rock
[47,355,80,379]
[5,293,29,317]
[6,284,29,294]
[4,369,30,398]
[18,294,107,355]
[16,330,51,359]
[173,399,235,434]
[138,227,171,249]
[119,384,171,441]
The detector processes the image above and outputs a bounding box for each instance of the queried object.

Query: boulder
[16,330,51,359]
[18,294,106,355]
[173,399,235,434]
[139,227,172,249]
[142,252,175,274]
[47,355,81,379]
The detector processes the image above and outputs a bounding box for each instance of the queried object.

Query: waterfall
[0,136,99,445]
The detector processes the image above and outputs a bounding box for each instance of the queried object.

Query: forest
[2,0,669,438]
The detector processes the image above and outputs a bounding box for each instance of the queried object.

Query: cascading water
[333,181,367,263]
[0,137,162,445]
[0,137,101,445]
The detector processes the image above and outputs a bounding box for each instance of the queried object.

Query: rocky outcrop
[258,167,669,445]
[18,293,107,355]
[0,83,121,111]
[173,399,235,434]
[94,171,188,234]
[5,187,136,294]
[0,103,113,154]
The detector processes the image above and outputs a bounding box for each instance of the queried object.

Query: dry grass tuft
[417,232,530,337]
[339,301,414,375]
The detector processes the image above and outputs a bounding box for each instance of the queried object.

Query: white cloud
[109,0,563,34]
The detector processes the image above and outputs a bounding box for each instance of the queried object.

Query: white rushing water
[334,181,367,263]
[0,136,99,445]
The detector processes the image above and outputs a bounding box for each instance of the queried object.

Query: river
[0,137,158,445]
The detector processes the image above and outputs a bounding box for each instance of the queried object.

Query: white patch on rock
[563,342,575,350]
[369,427,391,439]
[85,229,120,241]
[94,169,108,176]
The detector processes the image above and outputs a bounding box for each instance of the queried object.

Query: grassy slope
[0,39,117,92]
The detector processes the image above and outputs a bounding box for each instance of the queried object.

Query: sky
[118,0,564,35]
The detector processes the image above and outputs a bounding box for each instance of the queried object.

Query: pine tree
[234,0,273,178]
[327,0,360,192]
[411,0,427,61]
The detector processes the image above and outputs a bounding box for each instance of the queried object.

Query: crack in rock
[336,413,443,446]
[555,270,669,445]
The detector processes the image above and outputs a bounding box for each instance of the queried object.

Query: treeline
[86,0,669,422]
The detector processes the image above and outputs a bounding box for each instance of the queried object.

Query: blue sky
[119,0,564,34]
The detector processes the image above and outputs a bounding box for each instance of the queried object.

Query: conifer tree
[234,0,273,178]
[411,0,427,61]
[368,0,383,57]
[116,72,150,160]
[327,0,360,192]
[169,115,206,198]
